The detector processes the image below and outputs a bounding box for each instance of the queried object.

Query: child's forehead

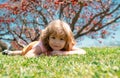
[48,24,68,38]
[50,31,66,38]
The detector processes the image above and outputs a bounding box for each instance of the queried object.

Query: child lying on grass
[2,19,86,57]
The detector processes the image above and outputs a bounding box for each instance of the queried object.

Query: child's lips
[53,45,59,47]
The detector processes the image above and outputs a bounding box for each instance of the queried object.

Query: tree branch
[74,4,120,39]
[70,4,83,31]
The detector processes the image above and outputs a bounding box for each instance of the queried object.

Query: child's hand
[77,49,86,55]
[50,49,86,56]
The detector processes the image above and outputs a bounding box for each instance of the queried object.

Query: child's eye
[60,38,64,40]
[51,36,55,39]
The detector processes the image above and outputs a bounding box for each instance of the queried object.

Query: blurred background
[0,0,120,51]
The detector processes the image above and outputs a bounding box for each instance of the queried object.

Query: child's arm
[51,47,86,56]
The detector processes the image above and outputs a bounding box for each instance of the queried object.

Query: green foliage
[0,47,120,78]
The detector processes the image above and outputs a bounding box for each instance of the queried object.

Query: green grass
[0,47,120,78]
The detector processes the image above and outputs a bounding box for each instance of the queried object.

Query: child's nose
[54,39,60,44]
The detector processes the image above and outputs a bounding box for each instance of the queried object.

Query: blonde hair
[40,19,76,51]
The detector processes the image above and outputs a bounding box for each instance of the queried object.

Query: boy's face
[49,34,66,51]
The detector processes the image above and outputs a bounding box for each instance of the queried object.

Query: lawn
[0,47,120,78]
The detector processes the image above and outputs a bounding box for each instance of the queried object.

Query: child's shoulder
[22,41,41,55]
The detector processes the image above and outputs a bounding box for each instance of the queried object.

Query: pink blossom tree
[0,0,120,49]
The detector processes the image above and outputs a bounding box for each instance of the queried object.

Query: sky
[0,0,120,48]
